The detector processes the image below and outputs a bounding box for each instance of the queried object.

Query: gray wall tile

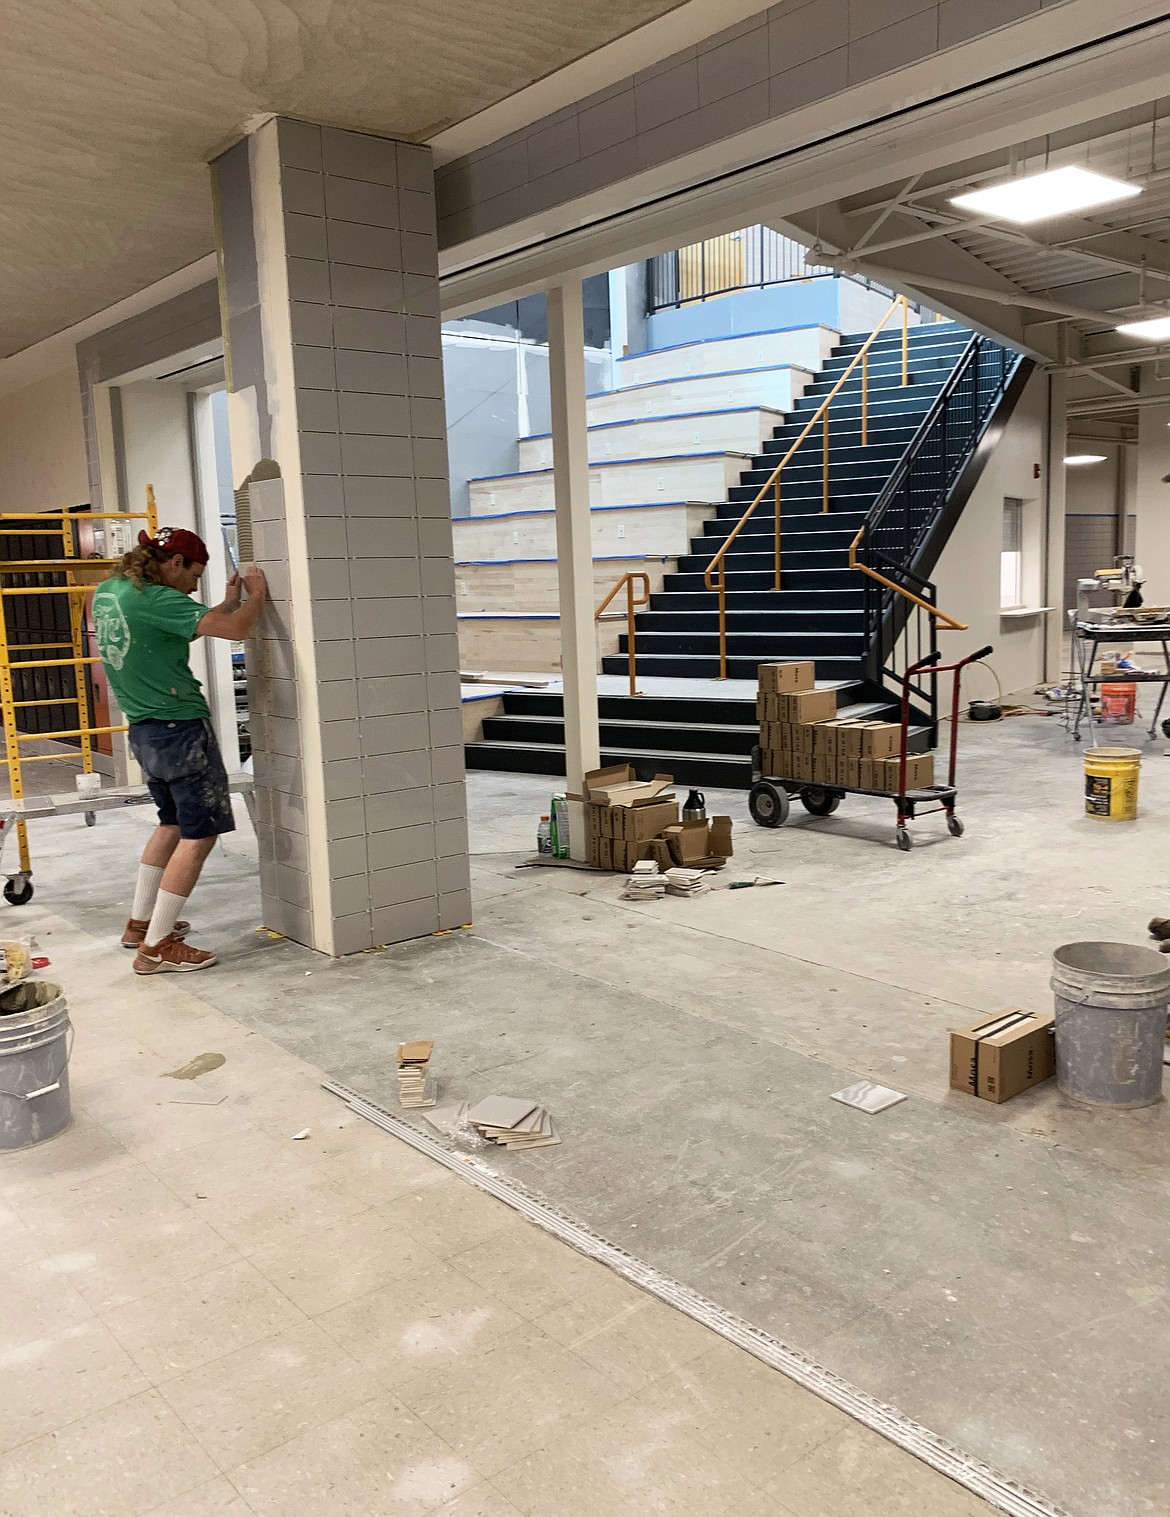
[326,220,402,271]
[322,127,399,184]
[324,174,399,226]
[370,860,439,910]
[360,711,431,754]
[330,262,405,313]
[368,823,436,871]
[340,433,415,477]
[697,25,770,105]
[372,899,441,943]
[438,890,473,930]
[366,785,434,831]
[278,119,323,172]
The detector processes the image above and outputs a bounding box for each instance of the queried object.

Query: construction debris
[397,1040,436,1109]
[466,1095,561,1149]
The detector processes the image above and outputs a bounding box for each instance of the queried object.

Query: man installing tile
[93,526,267,974]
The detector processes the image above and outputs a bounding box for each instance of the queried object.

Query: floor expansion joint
[323,1078,1068,1517]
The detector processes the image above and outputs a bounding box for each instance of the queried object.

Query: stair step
[619,631,866,657]
[464,738,756,788]
[602,652,865,680]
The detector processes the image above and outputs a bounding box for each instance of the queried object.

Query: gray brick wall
[436,0,1061,248]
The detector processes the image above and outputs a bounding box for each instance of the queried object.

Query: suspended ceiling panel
[0,0,686,359]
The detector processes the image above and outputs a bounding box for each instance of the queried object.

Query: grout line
[323,1079,1070,1517]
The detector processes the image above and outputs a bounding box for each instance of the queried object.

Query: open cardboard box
[663,815,733,868]
[581,764,676,807]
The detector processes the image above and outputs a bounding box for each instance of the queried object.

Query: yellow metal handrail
[704,295,909,679]
[595,572,650,698]
[848,524,967,630]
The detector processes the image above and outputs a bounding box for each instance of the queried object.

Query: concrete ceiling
[0,0,687,360]
[771,98,1170,432]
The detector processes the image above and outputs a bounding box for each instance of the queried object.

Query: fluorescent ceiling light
[1115,315,1170,340]
[951,166,1141,224]
[1064,454,1107,466]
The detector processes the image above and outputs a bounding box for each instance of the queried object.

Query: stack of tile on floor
[467,1095,560,1149]
[396,1040,436,1108]
[664,867,710,897]
[623,860,667,900]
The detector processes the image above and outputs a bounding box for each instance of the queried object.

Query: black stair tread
[469,737,755,766]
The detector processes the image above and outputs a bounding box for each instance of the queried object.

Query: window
[1001,497,1024,610]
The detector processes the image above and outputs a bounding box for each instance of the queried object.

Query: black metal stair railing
[851,335,1025,730]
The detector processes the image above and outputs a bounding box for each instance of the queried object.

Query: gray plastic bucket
[1051,942,1170,1109]
[0,981,72,1150]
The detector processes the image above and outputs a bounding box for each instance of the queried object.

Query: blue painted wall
[644,277,921,351]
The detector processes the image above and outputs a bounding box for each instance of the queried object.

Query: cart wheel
[947,814,965,838]
[4,879,33,906]
[895,828,912,852]
[801,786,841,816]
[1163,718,1170,740]
[749,781,790,829]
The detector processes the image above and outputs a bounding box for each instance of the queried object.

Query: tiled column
[210,117,470,957]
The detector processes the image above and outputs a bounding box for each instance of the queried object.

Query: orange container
[1100,683,1137,725]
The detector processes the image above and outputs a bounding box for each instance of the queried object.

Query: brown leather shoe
[122,918,190,950]
[1149,918,1170,942]
[132,935,217,975]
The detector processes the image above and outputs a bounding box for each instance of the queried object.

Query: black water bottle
[682,788,706,821]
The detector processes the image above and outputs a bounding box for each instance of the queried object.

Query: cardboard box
[611,799,680,842]
[758,661,816,695]
[778,688,837,725]
[949,1010,1056,1103]
[862,723,902,761]
[756,691,783,723]
[793,752,814,783]
[879,753,935,792]
[842,757,862,788]
[583,765,675,807]
[663,815,734,867]
[812,752,834,785]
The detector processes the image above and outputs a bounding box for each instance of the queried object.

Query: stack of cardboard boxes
[757,662,935,793]
[582,765,733,870]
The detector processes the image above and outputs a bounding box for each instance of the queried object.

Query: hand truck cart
[748,644,994,850]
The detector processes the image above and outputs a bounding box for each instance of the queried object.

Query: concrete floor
[7,708,1170,1516]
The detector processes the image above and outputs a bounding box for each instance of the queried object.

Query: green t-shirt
[92,576,210,723]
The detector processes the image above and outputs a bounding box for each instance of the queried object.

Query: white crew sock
[131,864,165,922]
[145,890,188,948]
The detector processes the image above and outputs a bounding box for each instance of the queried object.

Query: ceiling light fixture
[951,165,1141,224]
[1115,315,1170,340]
[1064,454,1108,466]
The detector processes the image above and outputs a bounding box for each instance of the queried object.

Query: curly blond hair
[111,544,166,589]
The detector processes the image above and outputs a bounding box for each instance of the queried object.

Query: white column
[1044,372,1068,682]
[547,280,600,858]
[1135,397,1170,605]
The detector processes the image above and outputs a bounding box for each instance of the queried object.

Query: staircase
[465,320,1027,788]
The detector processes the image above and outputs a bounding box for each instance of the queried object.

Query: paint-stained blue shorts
[129,719,235,840]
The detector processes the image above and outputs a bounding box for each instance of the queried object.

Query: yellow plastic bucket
[1084,746,1141,820]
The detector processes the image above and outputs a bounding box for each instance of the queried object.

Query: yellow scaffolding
[0,492,157,900]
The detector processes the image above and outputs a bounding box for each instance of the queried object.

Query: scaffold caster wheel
[4,878,33,906]
[896,828,912,852]
[84,811,96,827]
[947,814,965,837]
[749,780,790,829]
[800,787,841,817]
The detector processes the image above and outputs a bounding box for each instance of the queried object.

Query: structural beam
[547,279,600,858]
